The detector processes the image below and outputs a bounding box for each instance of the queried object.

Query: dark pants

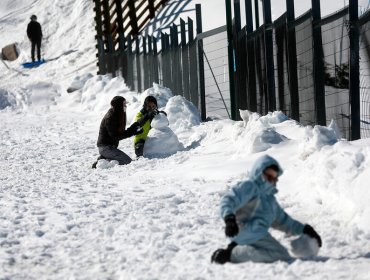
[98,145,132,165]
[31,39,41,62]
[134,139,145,157]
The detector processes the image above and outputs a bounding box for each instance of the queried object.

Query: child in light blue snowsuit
[212,155,322,264]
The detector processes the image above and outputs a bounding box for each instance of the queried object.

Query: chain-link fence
[96,2,370,140]
[201,30,230,119]
[322,12,350,139]
[360,14,370,138]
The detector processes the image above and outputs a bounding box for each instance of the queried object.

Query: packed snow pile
[166,95,201,134]
[238,110,288,153]
[144,112,184,158]
[291,234,320,259]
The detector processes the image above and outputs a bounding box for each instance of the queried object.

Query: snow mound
[291,234,320,259]
[166,95,201,134]
[141,83,173,109]
[299,119,342,159]
[67,73,94,93]
[0,89,14,110]
[144,113,184,158]
[79,75,132,113]
[151,112,169,129]
[240,110,288,125]
[239,110,288,153]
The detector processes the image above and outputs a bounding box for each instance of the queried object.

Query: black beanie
[110,96,125,110]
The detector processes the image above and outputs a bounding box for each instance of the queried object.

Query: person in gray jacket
[92,96,143,168]
[212,154,322,264]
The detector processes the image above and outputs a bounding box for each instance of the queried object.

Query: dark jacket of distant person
[27,16,42,42]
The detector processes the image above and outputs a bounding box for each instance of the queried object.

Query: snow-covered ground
[1,0,370,279]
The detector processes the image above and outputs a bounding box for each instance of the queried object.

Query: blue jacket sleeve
[220,181,257,219]
[272,204,304,235]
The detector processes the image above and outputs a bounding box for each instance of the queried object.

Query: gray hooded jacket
[220,155,304,245]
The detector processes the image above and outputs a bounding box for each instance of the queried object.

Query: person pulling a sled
[133,95,166,157]
[27,15,42,62]
[92,96,143,168]
[211,154,322,264]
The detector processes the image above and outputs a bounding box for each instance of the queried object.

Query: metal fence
[322,10,350,139]
[359,12,370,138]
[232,1,369,140]
[97,4,207,120]
[295,12,315,126]
[95,1,370,140]
[200,27,231,119]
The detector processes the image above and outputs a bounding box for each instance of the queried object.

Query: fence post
[127,36,134,90]
[196,4,206,121]
[136,37,142,92]
[101,0,112,52]
[114,0,125,50]
[188,17,199,110]
[143,37,149,89]
[286,0,300,121]
[173,23,183,96]
[225,0,236,120]
[148,36,153,86]
[170,25,177,93]
[120,35,127,79]
[97,38,106,74]
[107,35,115,76]
[233,0,242,119]
[152,36,159,84]
[254,0,260,28]
[245,0,257,112]
[181,18,190,101]
[349,0,361,140]
[93,0,104,74]
[245,0,253,33]
[161,32,167,87]
[164,33,172,88]
[234,0,241,32]
[311,0,326,126]
[127,0,139,36]
[263,0,276,111]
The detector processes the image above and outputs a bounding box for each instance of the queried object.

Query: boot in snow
[92,155,105,169]
[211,242,237,264]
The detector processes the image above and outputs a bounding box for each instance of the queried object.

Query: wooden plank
[127,0,139,36]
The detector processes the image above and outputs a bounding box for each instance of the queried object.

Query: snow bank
[166,95,201,134]
[239,110,288,153]
[0,89,14,110]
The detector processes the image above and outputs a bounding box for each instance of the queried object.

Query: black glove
[224,214,239,237]
[147,108,159,119]
[127,122,143,136]
[303,224,322,247]
[158,110,167,116]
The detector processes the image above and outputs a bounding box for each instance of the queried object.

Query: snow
[291,234,320,259]
[1,0,370,279]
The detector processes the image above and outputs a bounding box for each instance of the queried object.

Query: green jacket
[134,111,152,144]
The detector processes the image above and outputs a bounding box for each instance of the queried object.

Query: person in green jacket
[134,96,161,157]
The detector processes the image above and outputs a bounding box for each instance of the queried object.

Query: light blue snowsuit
[220,155,305,263]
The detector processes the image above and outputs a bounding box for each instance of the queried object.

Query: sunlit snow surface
[1,0,370,279]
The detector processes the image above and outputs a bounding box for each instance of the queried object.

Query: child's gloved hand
[303,224,322,247]
[224,214,239,237]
